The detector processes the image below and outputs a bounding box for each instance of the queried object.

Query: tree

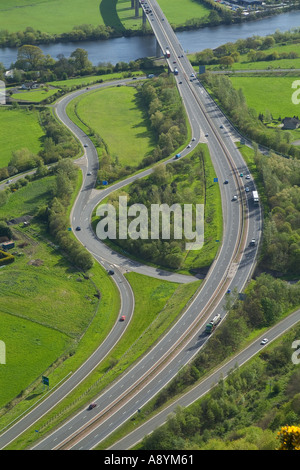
[277,425,300,450]
[16,45,45,70]
[70,48,92,71]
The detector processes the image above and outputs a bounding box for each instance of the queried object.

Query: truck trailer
[205,314,221,334]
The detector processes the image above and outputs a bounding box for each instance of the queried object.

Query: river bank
[2,9,300,68]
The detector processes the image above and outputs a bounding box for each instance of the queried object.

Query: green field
[117,0,209,30]
[0,0,210,35]
[0,311,69,407]
[70,85,156,167]
[0,227,101,407]
[229,75,300,121]
[0,0,105,34]
[0,108,44,168]
[11,88,59,103]
[0,175,55,219]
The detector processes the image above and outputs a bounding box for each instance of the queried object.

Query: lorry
[252,190,259,205]
[165,48,170,58]
[205,314,221,334]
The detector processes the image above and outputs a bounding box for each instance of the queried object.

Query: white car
[232,195,237,201]
[246,174,251,179]
[261,338,268,345]
[187,144,191,148]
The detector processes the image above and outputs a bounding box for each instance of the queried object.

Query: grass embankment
[0,107,44,168]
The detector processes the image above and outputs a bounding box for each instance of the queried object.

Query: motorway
[0,0,284,451]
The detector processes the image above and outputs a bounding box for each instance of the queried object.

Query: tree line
[36,159,94,272]
[0,24,115,49]
[193,28,300,67]
[0,44,157,86]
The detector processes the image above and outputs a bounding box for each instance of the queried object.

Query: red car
[120,315,126,321]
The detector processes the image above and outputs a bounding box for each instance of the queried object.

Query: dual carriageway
[1,0,298,452]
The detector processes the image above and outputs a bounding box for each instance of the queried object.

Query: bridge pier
[156,40,162,58]
[142,10,146,24]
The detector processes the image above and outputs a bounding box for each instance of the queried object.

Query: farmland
[0,107,44,168]
[229,75,300,120]
[0,0,105,34]
[0,0,210,36]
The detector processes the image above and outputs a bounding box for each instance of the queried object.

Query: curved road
[0,0,263,451]
[30,6,262,449]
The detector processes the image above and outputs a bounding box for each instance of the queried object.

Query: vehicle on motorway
[261,338,268,345]
[88,403,97,410]
[75,226,81,231]
[108,270,115,275]
[84,144,88,147]
[165,48,170,58]
[253,190,259,205]
[187,144,191,148]
[246,174,251,179]
[205,314,221,334]
[192,137,196,141]
[205,133,208,137]
[224,180,229,184]
[232,195,237,201]
[250,238,256,246]
[220,125,224,129]
[179,81,182,84]
[174,153,181,159]
[245,187,249,192]
[240,173,243,177]
[87,172,92,176]
[120,315,126,321]
[174,68,179,75]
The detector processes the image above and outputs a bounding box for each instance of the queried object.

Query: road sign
[42,376,49,386]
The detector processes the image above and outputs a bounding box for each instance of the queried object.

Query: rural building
[230,0,263,6]
[282,117,300,130]
[0,241,15,251]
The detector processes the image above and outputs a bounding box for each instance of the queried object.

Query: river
[1,10,300,68]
